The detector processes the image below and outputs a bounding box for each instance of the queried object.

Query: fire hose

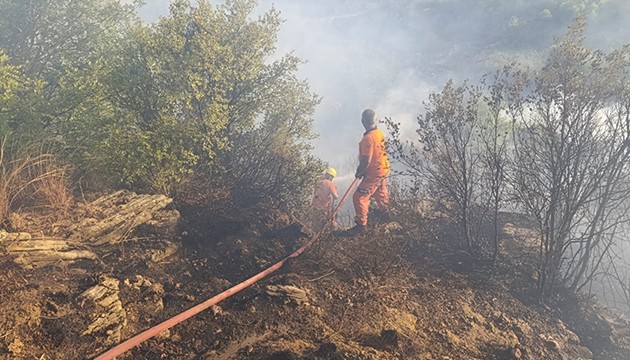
[94,178,360,360]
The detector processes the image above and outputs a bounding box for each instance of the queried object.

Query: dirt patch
[0,194,629,359]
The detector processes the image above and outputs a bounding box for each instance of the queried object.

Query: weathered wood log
[1,231,97,269]
[80,275,127,345]
[2,191,175,268]
[67,190,173,245]
[266,284,309,305]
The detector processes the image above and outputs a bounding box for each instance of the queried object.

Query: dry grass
[314,227,412,282]
[0,136,74,226]
[31,161,73,215]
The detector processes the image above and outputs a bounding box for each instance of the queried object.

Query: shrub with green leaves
[99,0,322,202]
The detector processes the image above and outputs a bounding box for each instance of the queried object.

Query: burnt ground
[1,194,630,360]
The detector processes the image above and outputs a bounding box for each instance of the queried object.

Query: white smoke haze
[375,68,435,143]
[139,0,447,179]
[135,0,630,311]
[137,1,630,166]
[257,2,422,174]
[137,0,630,179]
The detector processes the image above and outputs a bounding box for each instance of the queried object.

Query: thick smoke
[138,0,630,175]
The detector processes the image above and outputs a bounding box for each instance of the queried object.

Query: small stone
[565,329,581,345]
[511,347,522,359]
[193,339,204,352]
[506,331,520,347]
[545,338,561,351]
[16,232,32,240]
[265,285,309,305]
[8,337,24,355]
[149,283,164,296]
[211,305,223,317]
[575,346,593,359]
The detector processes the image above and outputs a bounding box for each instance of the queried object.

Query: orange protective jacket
[312,178,338,211]
[359,128,390,178]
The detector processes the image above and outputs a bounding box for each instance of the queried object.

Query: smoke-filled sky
[138,0,630,180]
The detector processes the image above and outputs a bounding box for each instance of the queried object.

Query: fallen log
[1,231,97,269]
[67,190,173,246]
[80,275,127,346]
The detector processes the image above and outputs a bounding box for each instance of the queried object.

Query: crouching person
[311,167,339,231]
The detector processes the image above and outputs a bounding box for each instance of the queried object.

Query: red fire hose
[94,178,360,360]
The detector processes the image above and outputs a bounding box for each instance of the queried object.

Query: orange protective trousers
[353,176,388,226]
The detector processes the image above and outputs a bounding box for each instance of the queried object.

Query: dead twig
[0,327,15,339]
[307,270,335,282]
[325,303,351,340]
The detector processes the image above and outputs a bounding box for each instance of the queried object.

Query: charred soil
[0,192,629,359]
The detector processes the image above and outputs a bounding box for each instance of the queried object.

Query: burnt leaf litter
[0,191,629,359]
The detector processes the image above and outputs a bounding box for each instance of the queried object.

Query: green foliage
[0,0,322,206]
[0,50,43,138]
[0,0,138,76]
[0,52,19,104]
[0,0,138,138]
[0,51,22,135]
[227,77,323,208]
[93,0,321,200]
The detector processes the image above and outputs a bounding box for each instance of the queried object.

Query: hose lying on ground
[94,178,360,360]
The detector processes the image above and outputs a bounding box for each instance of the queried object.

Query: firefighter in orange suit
[311,167,339,231]
[345,109,390,235]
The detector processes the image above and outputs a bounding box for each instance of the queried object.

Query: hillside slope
[0,191,629,359]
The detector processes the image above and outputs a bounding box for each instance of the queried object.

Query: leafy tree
[0,51,24,134]
[227,74,322,207]
[98,0,322,203]
[0,0,139,138]
[0,0,322,208]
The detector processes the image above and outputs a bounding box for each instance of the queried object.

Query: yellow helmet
[325,167,337,178]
